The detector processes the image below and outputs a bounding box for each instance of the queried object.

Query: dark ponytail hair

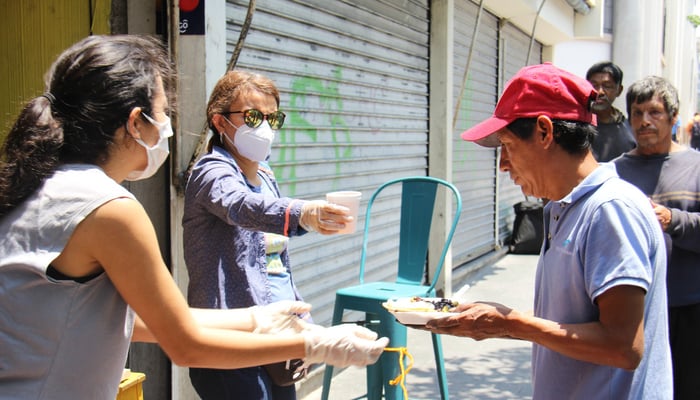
[0,35,175,218]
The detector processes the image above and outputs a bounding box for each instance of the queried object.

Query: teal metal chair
[321,176,462,400]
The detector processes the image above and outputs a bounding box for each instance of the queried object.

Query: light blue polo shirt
[531,163,672,399]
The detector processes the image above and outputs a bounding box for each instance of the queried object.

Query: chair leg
[366,358,384,400]
[431,332,450,400]
[365,314,385,400]
[321,300,346,400]
[321,365,334,400]
[367,311,407,400]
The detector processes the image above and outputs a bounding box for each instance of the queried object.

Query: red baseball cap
[461,63,597,147]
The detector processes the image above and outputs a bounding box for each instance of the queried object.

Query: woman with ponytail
[0,35,387,400]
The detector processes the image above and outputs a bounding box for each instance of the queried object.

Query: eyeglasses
[221,109,286,130]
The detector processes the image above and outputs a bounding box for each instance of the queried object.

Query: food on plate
[382,297,460,325]
[383,296,459,313]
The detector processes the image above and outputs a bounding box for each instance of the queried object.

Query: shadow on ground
[406,345,532,400]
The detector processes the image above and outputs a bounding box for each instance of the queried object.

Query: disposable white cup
[326,191,362,234]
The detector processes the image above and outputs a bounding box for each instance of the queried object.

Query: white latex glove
[302,324,389,368]
[300,200,351,234]
[250,300,312,334]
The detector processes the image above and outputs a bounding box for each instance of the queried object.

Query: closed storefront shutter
[225,0,430,324]
[497,22,543,246]
[451,2,543,265]
[452,1,500,265]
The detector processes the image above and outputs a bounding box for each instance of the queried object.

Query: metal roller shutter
[451,2,543,264]
[225,0,430,325]
[496,22,543,246]
[452,1,500,265]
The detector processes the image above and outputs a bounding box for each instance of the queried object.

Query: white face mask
[126,113,173,181]
[221,117,275,162]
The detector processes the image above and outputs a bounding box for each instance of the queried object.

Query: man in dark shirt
[614,76,700,399]
[586,61,636,161]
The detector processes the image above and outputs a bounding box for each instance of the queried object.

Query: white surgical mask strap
[222,115,241,130]
[142,112,173,141]
[125,112,172,181]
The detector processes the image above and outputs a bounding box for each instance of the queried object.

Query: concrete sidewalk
[298,253,539,400]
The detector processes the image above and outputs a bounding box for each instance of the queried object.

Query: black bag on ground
[510,200,544,254]
[263,359,307,386]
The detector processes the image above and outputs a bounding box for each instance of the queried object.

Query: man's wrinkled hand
[649,199,671,232]
[425,301,516,340]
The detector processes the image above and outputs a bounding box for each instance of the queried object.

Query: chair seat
[334,283,435,317]
[337,281,435,302]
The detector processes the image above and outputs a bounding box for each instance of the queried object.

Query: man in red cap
[426,63,672,399]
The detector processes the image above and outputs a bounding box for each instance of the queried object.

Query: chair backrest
[358,176,462,292]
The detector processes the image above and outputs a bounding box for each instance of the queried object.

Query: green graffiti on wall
[280,68,352,195]
[455,76,475,167]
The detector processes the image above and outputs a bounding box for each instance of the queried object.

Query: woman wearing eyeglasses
[183,70,353,400]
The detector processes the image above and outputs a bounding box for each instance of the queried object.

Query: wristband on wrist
[285,199,303,236]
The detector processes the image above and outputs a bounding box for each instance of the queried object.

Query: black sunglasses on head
[221,109,286,130]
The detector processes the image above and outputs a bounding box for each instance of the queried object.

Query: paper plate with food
[382,296,460,326]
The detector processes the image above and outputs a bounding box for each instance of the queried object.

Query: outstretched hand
[424,302,518,340]
[300,200,353,234]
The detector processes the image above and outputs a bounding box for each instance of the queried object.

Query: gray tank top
[0,164,136,399]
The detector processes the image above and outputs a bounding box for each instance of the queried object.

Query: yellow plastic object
[116,372,146,400]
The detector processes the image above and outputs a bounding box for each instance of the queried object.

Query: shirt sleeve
[667,208,700,254]
[190,159,307,236]
[582,200,655,301]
